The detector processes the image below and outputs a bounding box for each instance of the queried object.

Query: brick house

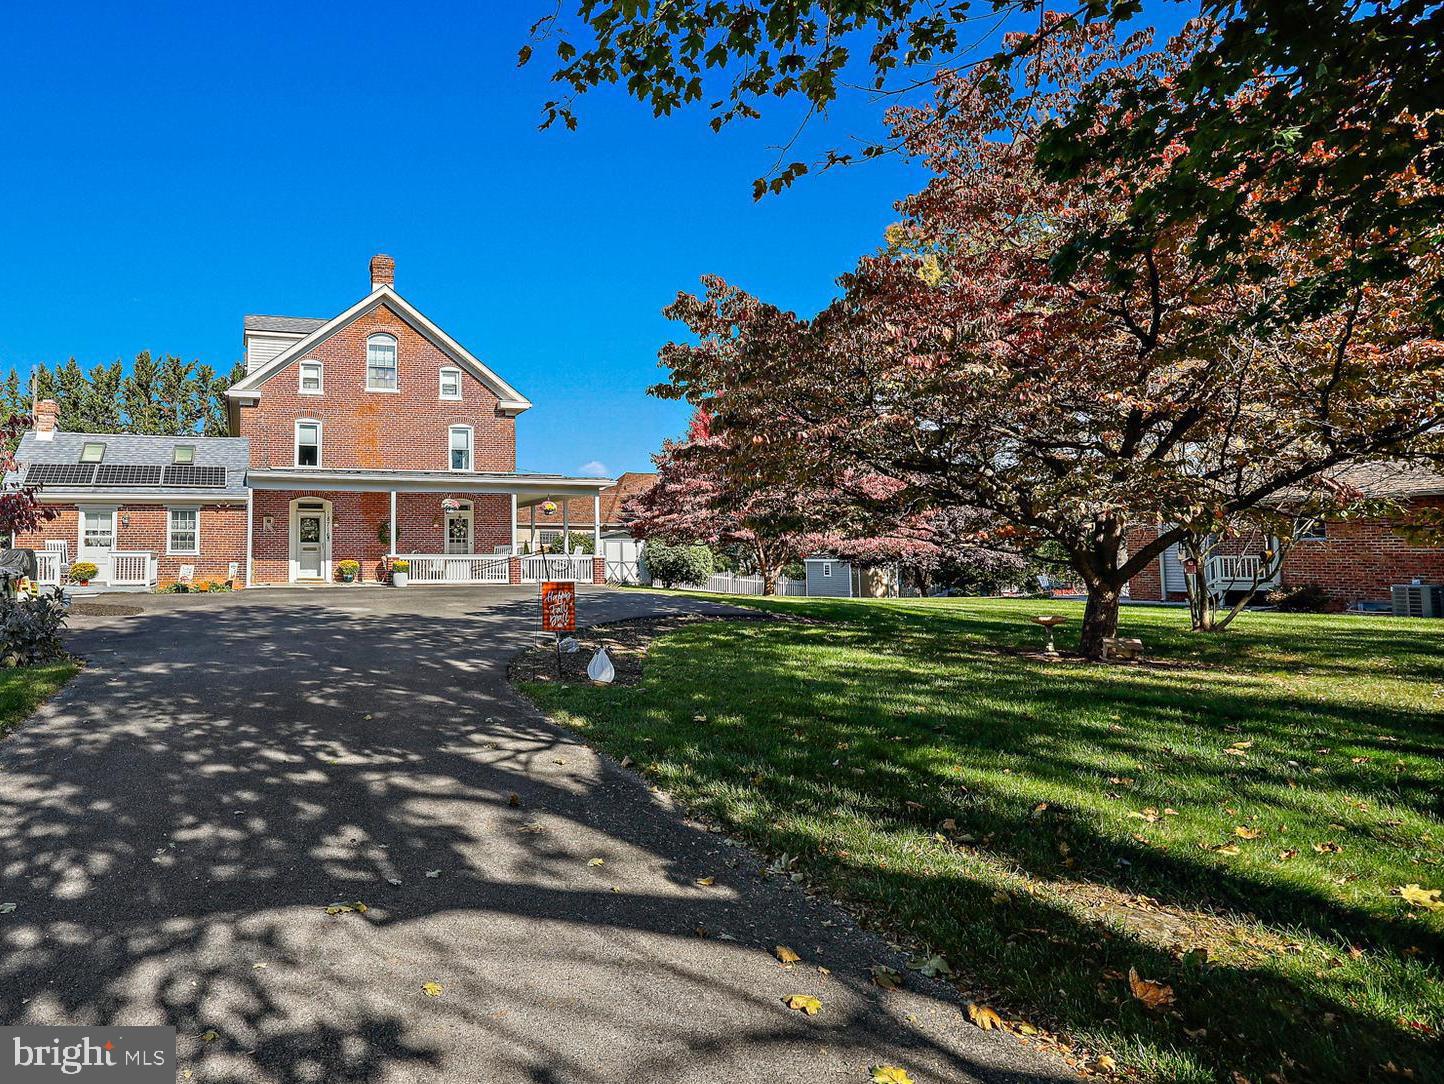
[514,471,655,581]
[1125,464,1444,609]
[15,255,614,589]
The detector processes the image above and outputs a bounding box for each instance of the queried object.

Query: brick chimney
[370,253,395,291]
[34,399,59,441]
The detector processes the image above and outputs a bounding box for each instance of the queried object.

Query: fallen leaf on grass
[1129,808,1162,823]
[695,876,715,887]
[1214,845,1242,856]
[1089,1054,1118,1071]
[1230,740,1254,750]
[783,994,821,1015]
[421,982,443,997]
[871,965,903,991]
[910,954,954,978]
[587,857,605,867]
[424,870,440,878]
[775,945,801,965]
[1128,967,1176,1009]
[200,1030,219,1043]
[1313,842,1343,854]
[1277,849,1299,860]
[871,1067,914,1084]
[0,903,15,914]
[325,901,368,915]
[1234,826,1262,839]
[966,1002,1002,1030]
[508,793,521,808]
[1398,884,1444,911]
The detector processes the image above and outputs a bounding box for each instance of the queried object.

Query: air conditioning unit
[1391,583,1444,618]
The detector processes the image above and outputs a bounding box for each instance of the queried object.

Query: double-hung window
[168,508,199,554]
[366,334,397,391]
[296,421,321,467]
[439,367,461,400]
[449,425,473,471]
[299,360,323,395]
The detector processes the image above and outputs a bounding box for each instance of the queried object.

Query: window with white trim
[299,360,323,395]
[439,367,461,400]
[1296,517,1328,541]
[366,334,398,391]
[81,509,114,549]
[449,425,473,471]
[296,421,321,467]
[168,508,199,554]
[822,562,833,577]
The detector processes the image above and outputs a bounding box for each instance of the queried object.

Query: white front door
[445,510,473,554]
[291,501,331,581]
[78,507,117,580]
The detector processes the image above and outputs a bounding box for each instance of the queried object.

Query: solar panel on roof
[96,464,163,486]
[162,465,227,487]
[25,463,97,486]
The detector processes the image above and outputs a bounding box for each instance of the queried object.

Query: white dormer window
[296,420,322,467]
[439,367,462,400]
[449,425,473,471]
[299,360,323,395]
[366,334,398,391]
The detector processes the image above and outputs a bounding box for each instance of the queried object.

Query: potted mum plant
[70,561,99,587]
[336,559,360,584]
[390,559,410,587]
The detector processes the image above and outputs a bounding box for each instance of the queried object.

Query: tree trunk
[1079,583,1121,660]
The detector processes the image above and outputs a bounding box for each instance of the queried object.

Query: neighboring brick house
[15,255,614,589]
[1125,464,1444,608]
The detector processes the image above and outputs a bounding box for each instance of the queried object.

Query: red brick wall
[1125,525,1164,601]
[1123,499,1444,605]
[1281,498,1444,603]
[17,503,247,586]
[250,489,510,584]
[236,302,516,472]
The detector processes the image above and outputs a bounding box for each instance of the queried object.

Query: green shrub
[1266,583,1333,612]
[0,589,67,664]
[643,541,714,588]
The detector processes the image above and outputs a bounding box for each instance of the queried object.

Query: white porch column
[389,490,397,554]
[509,492,517,554]
[245,488,254,587]
[562,500,570,554]
[593,494,601,555]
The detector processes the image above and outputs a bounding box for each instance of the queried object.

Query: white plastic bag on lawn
[586,646,615,684]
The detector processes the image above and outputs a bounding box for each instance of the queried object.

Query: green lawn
[523,596,1444,1084]
[0,661,77,740]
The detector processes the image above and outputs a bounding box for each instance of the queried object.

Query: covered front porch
[243,468,613,586]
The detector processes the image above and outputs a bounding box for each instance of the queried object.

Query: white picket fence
[687,571,807,596]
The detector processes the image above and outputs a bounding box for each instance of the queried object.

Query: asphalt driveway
[0,586,1068,1083]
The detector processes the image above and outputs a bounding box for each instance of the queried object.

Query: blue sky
[0,3,1187,477]
[0,3,934,477]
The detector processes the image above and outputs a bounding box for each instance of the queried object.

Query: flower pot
[78,580,90,587]
[392,572,409,587]
[339,571,356,584]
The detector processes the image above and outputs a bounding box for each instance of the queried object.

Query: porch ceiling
[244,468,613,502]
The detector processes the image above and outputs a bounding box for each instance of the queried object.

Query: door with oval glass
[445,501,473,554]
[292,500,331,581]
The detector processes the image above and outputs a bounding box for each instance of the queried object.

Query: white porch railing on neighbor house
[521,553,593,583]
[1205,553,1281,591]
[686,572,807,596]
[400,554,511,585]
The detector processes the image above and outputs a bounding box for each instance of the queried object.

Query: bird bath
[1031,615,1068,656]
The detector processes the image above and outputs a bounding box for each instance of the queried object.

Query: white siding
[1162,544,1188,594]
[245,331,305,374]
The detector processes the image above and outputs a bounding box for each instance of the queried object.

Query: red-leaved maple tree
[651,20,1444,656]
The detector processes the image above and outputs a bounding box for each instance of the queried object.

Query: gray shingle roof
[16,432,251,497]
[243,314,328,334]
[1315,462,1444,499]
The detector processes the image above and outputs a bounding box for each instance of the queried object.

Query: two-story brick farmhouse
[15,256,613,589]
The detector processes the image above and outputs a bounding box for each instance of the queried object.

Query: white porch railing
[110,551,155,587]
[399,554,510,585]
[35,551,63,587]
[521,553,593,583]
[1205,553,1281,590]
